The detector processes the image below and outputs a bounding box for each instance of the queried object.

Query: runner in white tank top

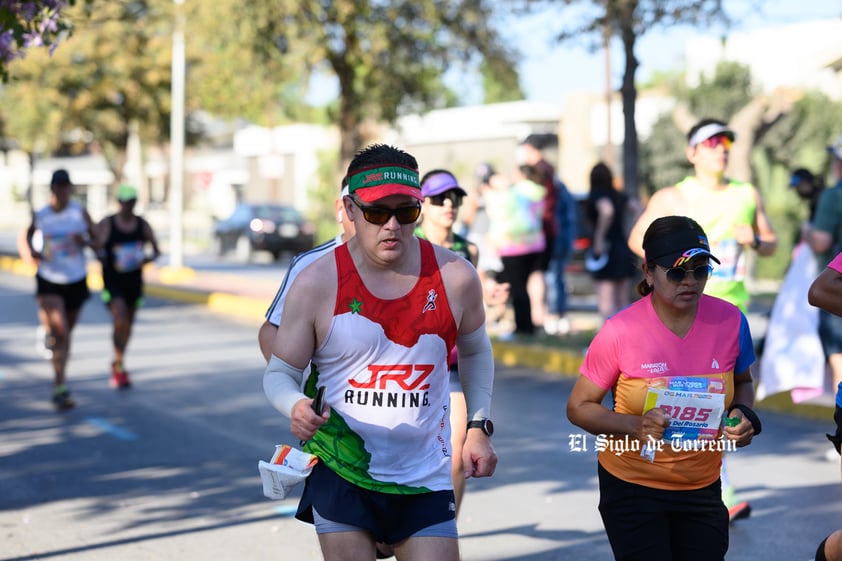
[263,145,496,561]
[25,169,98,410]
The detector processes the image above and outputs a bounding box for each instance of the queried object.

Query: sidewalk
[0,250,833,421]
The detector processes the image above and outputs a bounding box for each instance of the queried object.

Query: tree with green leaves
[480,54,525,104]
[186,1,317,127]
[1,1,175,181]
[639,61,842,279]
[530,0,730,199]
[239,0,521,168]
[0,0,317,185]
[640,61,757,197]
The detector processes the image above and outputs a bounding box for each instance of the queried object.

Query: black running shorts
[295,461,456,545]
[36,275,90,311]
[101,269,144,307]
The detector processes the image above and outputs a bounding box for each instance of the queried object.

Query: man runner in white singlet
[264,144,497,561]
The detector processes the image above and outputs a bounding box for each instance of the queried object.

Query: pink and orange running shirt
[581,294,754,490]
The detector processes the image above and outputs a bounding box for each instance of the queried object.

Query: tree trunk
[330,42,363,174]
[619,17,639,200]
[338,91,362,173]
[727,96,770,183]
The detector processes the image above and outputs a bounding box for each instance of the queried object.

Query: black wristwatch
[467,419,494,437]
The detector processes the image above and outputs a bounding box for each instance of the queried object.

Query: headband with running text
[347,164,422,203]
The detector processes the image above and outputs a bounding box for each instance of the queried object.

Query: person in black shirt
[96,184,160,389]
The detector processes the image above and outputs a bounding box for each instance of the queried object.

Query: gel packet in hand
[258,444,319,500]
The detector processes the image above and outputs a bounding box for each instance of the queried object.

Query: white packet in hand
[258,444,319,500]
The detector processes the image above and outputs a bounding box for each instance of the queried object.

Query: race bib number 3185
[643,376,726,441]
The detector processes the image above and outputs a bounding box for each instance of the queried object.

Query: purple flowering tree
[0,0,79,80]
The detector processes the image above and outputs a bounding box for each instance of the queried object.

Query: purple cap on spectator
[421,171,468,198]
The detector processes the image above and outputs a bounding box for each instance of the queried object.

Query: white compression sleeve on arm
[456,325,494,420]
[264,355,307,418]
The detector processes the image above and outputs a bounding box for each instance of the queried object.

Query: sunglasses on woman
[427,191,463,208]
[658,264,713,284]
[700,135,732,150]
[351,197,421,225]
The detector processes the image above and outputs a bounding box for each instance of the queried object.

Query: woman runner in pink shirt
[567,215,760,561]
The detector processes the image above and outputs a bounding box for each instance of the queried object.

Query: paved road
[0,270,838,561]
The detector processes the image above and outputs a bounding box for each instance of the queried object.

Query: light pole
[169,0,185,268]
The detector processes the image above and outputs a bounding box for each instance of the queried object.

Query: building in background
[387,100,562,192]
[232,123,337,217]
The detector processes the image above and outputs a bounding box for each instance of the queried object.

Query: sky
[509,0,842,105]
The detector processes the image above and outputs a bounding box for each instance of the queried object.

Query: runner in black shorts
[32,276,92,410]
[97,184,160,389]
[102,269,143,307]
[37,276,90,311]
[298,462,458,544]
[27,169,98,410]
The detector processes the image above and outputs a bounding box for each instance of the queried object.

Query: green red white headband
[347,164,422,203]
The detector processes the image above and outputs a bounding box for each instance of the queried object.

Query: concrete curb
[0,253,833,422]
[492,340,585,376]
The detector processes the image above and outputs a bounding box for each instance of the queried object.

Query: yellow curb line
[144,284,210,305]
[206,292,267,322]
[754,391,835,421]
[0,255,36,277]
[0,251,836,420]
[0,254,265,323]
[492,341,584,376]
[143,285,266,322]
[0,254,105,289]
